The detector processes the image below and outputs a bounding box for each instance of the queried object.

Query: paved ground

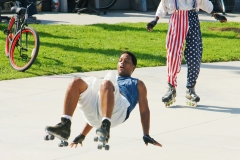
[0,10,240,160]
[34,10,240,25]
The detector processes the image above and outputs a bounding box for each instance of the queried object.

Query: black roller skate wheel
[63,141,68,146]
[49,135,55,140]
[44,135,49,141]
[99,136,106,143]
[94,136,99,142]
[58,143,63,147]
[105,145,110,150]
[98,144,103,150]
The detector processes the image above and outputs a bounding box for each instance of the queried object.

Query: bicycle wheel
[147,0,161,10]
[99,0,117,9]
[5,16,17,57]
[9,27,40,72]
[216,0,225,14]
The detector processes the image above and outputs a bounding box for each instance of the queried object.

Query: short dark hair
[121,51,137,66]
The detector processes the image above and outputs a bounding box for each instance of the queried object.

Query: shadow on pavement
[201,63,240,71]
[171,105,240,114]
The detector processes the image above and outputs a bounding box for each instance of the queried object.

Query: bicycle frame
[3,0,42,71]
[7,0,42,54]
[12,6,31,56]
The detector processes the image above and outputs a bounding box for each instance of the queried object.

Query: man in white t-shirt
[146,0,227,107]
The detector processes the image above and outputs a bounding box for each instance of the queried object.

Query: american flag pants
[166,10,202,88]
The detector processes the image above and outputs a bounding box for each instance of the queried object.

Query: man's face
[117,53,136,76]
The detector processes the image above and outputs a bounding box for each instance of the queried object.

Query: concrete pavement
[33,10,240,25]
[0,10,240,160]
[0,62,240,160]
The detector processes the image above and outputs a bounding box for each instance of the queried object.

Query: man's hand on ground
[143,135,162,147]
[69,134,85,148]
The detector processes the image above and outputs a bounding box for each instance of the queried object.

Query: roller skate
[185,86,200,107]
[162,83,176,107]
[94,119,111,151]
[44,117,71,147]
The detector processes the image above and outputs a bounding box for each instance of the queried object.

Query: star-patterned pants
[166,10,202,88]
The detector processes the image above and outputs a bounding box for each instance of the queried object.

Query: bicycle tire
[99,0,117,9]
[216,0,225,14]
[25,0,43,6]
[9,27,40,72]
[147,0,161,10]
[5,16,17,57]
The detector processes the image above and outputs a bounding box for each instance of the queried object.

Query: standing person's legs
[184,10,202,88]
[166,10,189,87]
[184,10,202,103]
[162,10,190,104]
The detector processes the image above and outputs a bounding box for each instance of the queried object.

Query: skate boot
[162,83,176,107]
[185,86,200,107]
[94,119,111,150]
[44,117,71,147]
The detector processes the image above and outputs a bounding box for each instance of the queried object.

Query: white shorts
[77,72,130,128]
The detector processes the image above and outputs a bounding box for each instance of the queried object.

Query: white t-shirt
[156,0,214,18]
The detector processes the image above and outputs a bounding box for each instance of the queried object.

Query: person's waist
[169,9,197,14]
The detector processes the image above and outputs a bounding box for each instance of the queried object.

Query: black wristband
[73,134,85,144]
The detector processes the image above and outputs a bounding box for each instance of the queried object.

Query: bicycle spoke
[10,28,39,71]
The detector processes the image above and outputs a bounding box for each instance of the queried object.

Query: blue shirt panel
[117,76,139,119]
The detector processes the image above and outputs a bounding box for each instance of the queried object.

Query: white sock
[62,115,72,121]
[102,117,111,122]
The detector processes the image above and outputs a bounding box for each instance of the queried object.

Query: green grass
[0,22,239,80]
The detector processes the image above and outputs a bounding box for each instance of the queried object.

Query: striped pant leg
[184,10,203,88]
[166,10,189,87]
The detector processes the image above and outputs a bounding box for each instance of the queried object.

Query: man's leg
[162,10,189,104]
[45,78,88,140]
[184,10,202,103]
[184,11,202,89]
[100,80,114,118]
[96,80,114,141]
[63,78,88,116]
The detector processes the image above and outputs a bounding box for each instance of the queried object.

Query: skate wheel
[94,136,99,142]
[58,141,68,147]
[105,145,110,150]
[165,102,171,108]
[49,135,55,140]
[44,135,49,141]
[98,144,103,150]
[63,141,68,146]
[186,99,197,107]
[99,136,106,143]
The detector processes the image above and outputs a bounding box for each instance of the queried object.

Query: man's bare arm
[138,80,162,147]
[81,123,93,136]
[138,80,150,136]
